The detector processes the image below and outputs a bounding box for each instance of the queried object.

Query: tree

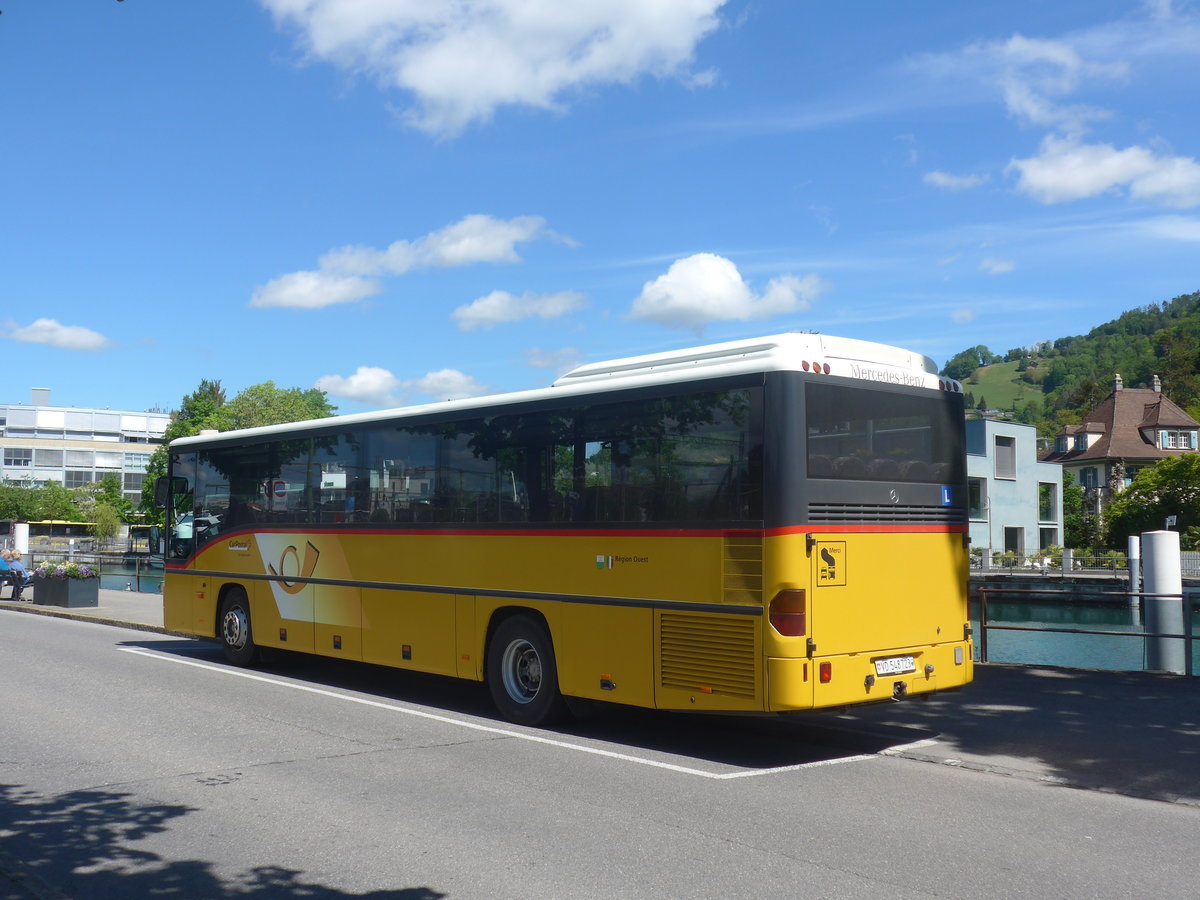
[941,345,997,382]
[139,380,337,520]
[212,382,336,431]
[1061,472,1100,549]
[0,481,83,522]
[1103,455,1200,546]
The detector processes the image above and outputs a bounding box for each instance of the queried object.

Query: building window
[66,450,94,467]
[125,452,151,470]
[1039,527,1058,550]
[1004,526,1024,555]
[1038,483,1057,522]
[124,472,145,493]
[968,478,986,520]
[1079,467,1099,488]
[1074,434,1088,451]
[34,449,64,466]
[64,470,94,489]
[994,436,1016,480]
[1161,430,1198,450]
[3,448,32,467]
[1055,437,1067,453]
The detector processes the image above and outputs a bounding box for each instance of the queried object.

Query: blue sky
[2,1,1198,415]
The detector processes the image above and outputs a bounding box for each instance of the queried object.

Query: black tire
[486,615,567,726]
[218,588,259,666]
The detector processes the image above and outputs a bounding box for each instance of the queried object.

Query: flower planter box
[33,577,100,608]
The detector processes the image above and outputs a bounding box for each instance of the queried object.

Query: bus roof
[172,332,957,449]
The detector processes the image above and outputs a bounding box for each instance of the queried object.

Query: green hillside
[962,361,1042,412]
[941,289,1200,433]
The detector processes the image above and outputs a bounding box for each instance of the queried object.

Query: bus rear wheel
[219,588,259,666]
[487,615,566,726]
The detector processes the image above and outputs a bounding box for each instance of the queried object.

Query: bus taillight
[769,590,807,636]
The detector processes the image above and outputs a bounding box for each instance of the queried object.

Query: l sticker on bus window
[815,541,846,587]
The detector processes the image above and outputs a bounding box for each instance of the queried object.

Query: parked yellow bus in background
[158,333,973,725]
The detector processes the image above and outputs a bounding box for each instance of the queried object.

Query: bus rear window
[805,382,963,484]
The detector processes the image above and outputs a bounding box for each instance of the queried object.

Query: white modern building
[1,389,169,503]
[966,418,1063,558]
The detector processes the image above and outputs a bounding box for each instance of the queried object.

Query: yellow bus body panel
[164,524,971,714]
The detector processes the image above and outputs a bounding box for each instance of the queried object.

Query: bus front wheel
[487,615,566,726]
[219,589,259,667]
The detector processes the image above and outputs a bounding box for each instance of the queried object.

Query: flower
[32,561,98,580]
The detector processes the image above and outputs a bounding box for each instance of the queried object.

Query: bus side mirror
[154,476,188,510]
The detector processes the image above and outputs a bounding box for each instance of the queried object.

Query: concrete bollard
[1127,535,1141,607]
[1143,530,1185,674]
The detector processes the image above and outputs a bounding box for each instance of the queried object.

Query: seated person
[0,550,14,598]
[8,551,31,601]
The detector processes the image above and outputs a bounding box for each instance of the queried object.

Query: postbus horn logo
[268,541,320,595]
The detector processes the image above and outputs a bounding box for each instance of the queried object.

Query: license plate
[874,655,916,676]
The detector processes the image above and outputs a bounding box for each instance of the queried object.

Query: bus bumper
[767,641,973,711]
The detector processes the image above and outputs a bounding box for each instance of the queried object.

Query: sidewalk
[2,588,1197,806]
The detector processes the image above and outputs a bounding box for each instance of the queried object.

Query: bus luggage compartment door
[809,532,965,657]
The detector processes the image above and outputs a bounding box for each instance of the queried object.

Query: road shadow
[832,662,1200,804]
[121,638,933,772]
[0,783,444,899]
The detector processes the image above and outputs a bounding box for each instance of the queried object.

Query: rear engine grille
[808,503,965,525]
[659,613,757,697]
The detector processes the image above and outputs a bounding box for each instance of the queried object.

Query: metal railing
[977,586,1197,676]
[971,552,1200,577]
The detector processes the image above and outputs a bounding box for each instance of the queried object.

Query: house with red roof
[1038,374,1199,513]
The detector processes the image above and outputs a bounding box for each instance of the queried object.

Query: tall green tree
[941,345,997,382]
[212,382,336,431]
[1103,455,1200,546]
[0,481,84,522]
[1061,472,1101,549]
[139,380,336,520]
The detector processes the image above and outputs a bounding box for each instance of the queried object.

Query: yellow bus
[158,333,973,725]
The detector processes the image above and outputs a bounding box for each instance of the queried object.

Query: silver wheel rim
[500,638,541,705]
[222,605,249,652]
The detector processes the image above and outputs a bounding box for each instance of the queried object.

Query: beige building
[1,388,169,503]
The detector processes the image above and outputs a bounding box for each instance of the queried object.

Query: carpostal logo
[849,363,925,388]
[596,554,649,569]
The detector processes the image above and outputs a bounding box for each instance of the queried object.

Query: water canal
[971,590,1200,675]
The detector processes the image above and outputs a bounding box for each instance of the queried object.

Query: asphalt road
[1,613,1196,899]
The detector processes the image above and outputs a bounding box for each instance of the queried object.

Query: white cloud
[526,346,582,372]
[453,290,586,331]
[1008,135,1200,207]
[315,365,490,406]
[250,270,381,309]
[314,367,401,406]
[980,258,1015,275]
[401,369,490,401]
[951,309,976,324]
[8,318,110,351]
[251,214,560,310]
[260,0,726,136]
[630,253,829,331]
[924,170,988,191]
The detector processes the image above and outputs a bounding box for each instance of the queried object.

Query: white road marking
[120,647,894,780]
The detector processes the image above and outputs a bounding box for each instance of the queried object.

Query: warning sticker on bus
[815,541,846,586]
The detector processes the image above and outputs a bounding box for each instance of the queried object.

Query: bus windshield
[805,382,964,484]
